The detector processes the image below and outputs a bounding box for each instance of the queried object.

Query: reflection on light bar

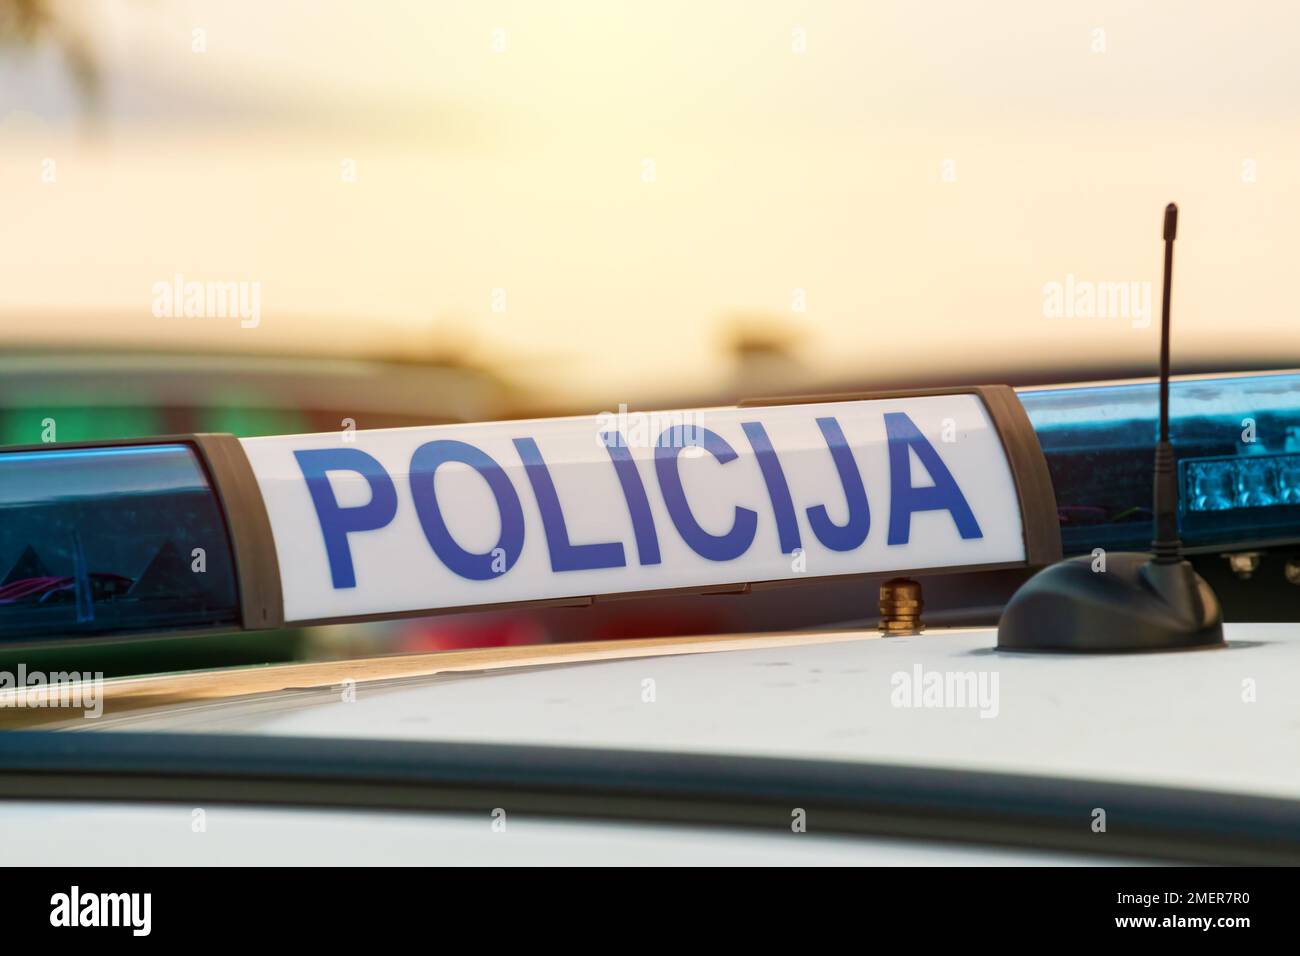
[1018,371,1300,554]
[0,443,239,640]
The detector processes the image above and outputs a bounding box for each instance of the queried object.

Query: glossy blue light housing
[1183,453,1300,511]
[1018,372,1300,555]
[0,444,239,640]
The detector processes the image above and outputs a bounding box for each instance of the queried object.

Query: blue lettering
[601,432,661,565]
[409,440,525,580]
[515,437,625,572]
[884,412,982,545]
[655,427,757,561]
[294,448,398,589]
[806,417,871,552]
[741,421,801,554]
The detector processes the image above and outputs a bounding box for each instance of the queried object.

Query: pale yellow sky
[2,0,1299,404]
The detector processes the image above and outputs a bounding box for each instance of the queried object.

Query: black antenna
[997,202,1223,652]
[1152,203,1180,563]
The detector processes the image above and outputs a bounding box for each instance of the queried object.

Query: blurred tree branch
[0,0,101,110]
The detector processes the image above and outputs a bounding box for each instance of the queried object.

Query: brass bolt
[1224,551,1263,579]
[1285,559,1300,586]
[879,577,923,636]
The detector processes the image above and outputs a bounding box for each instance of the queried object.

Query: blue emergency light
[1019,371,1300,555]
[0,435,277,641]
[0,444,237,639]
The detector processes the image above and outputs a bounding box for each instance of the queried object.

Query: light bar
[1018,371,1300,554]
[0,442,239,640]
[0,386,1058,639]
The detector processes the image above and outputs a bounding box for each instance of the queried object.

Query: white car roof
[84,622,1300,800]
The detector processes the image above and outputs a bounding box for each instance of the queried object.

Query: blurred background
[3,0,1299,673]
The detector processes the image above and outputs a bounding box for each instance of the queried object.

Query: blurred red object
[392,612,550,652]
[391,603,732,652]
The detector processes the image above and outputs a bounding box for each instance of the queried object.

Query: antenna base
[997,552,1223,653]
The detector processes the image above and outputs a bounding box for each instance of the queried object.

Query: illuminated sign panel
[242,393,1037,624]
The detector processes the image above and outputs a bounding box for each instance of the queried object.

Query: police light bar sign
[241,388,1059,625]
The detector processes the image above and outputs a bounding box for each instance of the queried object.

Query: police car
[1,379,1298,870]
[0,211,1296,877]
